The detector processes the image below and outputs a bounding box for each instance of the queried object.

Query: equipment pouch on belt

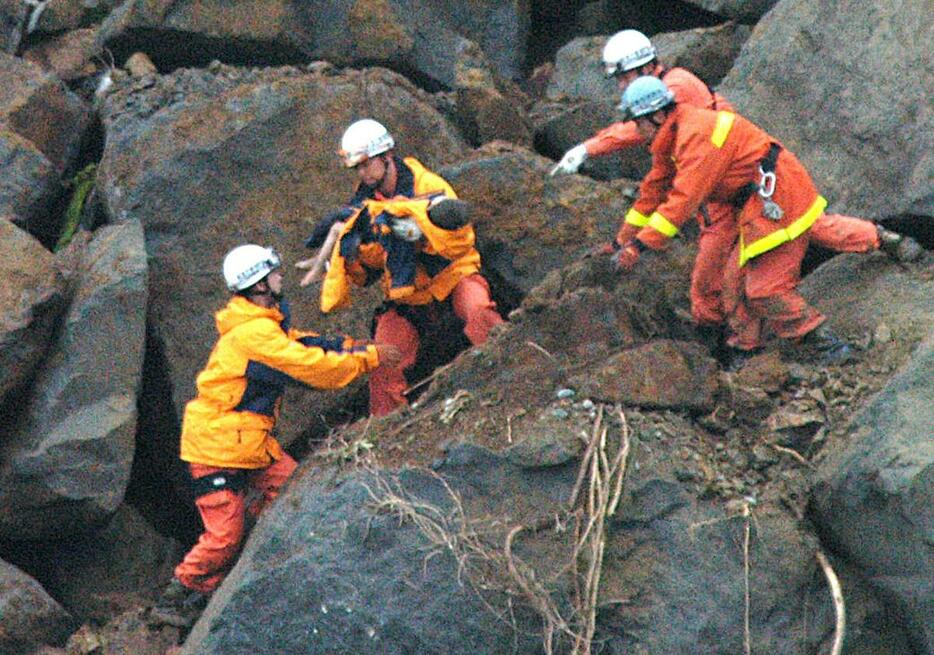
[191,470,247,498]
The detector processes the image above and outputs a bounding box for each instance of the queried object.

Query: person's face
[635,115,662,141]
[266,269,283,297]
[354,156,387,187]
[615,68,640,91]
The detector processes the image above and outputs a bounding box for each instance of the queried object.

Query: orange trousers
[690,203,736,325]
[721,213,879,350]
[174,454,297,593]
[369,273,504,416]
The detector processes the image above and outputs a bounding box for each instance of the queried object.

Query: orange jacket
[584,66,732,157]
[630,104,826,265]
[180,296,379,468]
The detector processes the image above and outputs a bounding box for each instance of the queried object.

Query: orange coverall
[590,66,878,326]
[628,104,879,349]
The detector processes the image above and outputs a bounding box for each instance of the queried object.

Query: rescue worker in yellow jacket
[151,244,400,628]
[308,119,504,416]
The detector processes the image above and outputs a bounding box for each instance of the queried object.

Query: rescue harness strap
[191,470,248,498]
[732,143,782,209]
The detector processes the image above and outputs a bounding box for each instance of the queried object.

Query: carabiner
[758,168,776,199]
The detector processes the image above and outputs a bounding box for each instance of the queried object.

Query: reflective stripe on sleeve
[739,195,827,266]
[624,208,650,227]
[647,211,680,237]
[711,112,735,148]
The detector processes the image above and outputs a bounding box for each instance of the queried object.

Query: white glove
[390,217,423,242]
[550,143,588,176]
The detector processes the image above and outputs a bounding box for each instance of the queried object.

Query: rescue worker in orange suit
[552,29,917,348]
[151,244,401,628]
[612,76,923,369]
[307,119,503,416]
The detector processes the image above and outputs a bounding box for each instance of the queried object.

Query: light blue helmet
[618,75,675,120]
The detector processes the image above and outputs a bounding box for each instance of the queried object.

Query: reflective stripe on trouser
[722,231,824,350]
[369,274,503,417]
[174,454,297,593]
[808,213,880,252]
[690,203,736,325]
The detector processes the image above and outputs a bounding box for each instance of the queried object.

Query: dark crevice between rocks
[126,319,201,547]
[527,0,722,74]
[104,29,311,74]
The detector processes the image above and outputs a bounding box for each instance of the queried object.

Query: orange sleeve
[664,68,718,110]
[583,121,645,157]
[636,123,733,249]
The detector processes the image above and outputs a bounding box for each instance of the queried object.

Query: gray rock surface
[0,220,65,405]
[180,440,858,654]
[0,558,75,654]
[0,221,147,540]
[100,0,529,85]
[719,0,934,224]
[810,331,934,653]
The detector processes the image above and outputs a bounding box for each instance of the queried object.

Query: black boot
[150,578,210,629]
[877,226,924,262]
[801,324,854,365]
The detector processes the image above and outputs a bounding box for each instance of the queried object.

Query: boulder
[0,558,75,654]
[809,331,934,653]
[681,0,779,23]
[439,144,635,297]
[22,28,102,81]
[0,52,91,242]
[27,0,119,33]
[719,0,934,225]
[180,441,854,654]
[572,339,719,412]
[0,221,147,540]
[0,0,27,53]
[100,0,529,85]
[96,64,468,441]
[0,219,65,406]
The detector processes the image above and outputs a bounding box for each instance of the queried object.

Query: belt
[732,143,782,209]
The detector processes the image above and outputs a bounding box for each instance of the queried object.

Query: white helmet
[223,244,281,291]
[602,29,657,77]
[339,119,395,168]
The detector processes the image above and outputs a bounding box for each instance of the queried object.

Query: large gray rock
[809,331,934,653]
[180,442,853,654]
[682,0,779,23]
[0,558,75,653]
[100,0,529,85]
[0,220,65,406]
[439,144,633,298]
[97,64,468,438]
[0,221,147,540]
[719,0,934,224]
[0,52,91,242]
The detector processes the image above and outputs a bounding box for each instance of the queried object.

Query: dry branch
[816,550,846,655]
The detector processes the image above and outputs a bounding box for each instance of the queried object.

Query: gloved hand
[614,241,642,272]
[389,217,423,242]
[549,143,588,176]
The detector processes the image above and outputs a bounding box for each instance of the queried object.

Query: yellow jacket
[180,296,379,468]
[321,159,482,311]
